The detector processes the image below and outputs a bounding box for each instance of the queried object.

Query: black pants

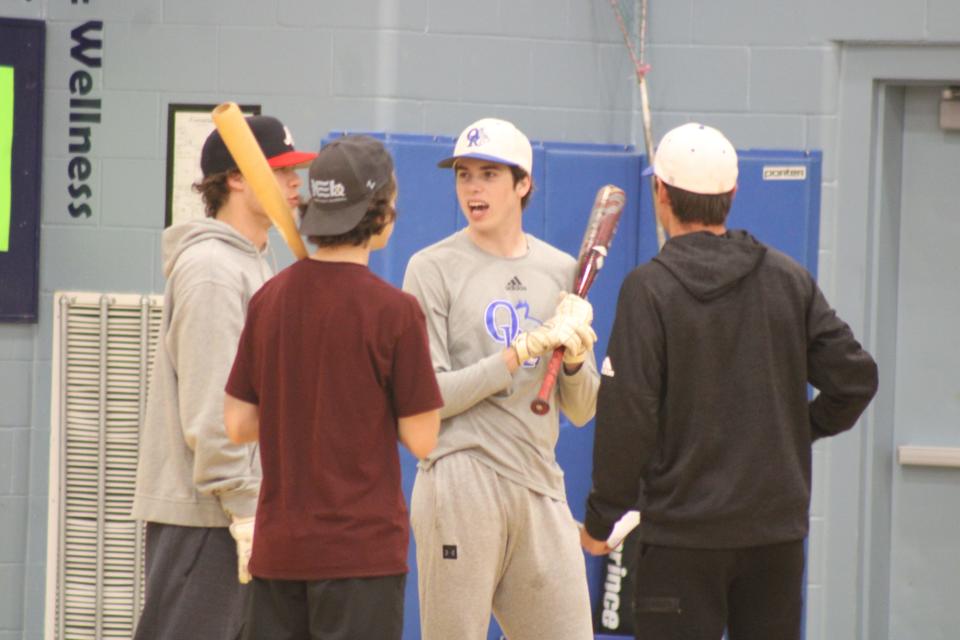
[242,574,406,640]
[134,523,245,640]
[633,540,805,640]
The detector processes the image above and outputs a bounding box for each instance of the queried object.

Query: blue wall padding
[321,132,821,640]
[730,150,822,279]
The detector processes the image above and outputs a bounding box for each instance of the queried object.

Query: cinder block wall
[1,1,957,638]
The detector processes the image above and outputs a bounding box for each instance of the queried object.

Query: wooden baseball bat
[531,185,626,415]
[211,102,308,260]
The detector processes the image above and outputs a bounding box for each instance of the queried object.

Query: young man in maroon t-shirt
[224,135,442,639]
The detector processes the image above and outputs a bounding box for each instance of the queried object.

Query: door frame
[820,43,960,640]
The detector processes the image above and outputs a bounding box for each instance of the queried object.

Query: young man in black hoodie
[580,123,878,640]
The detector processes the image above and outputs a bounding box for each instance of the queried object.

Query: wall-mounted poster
[0,18,45,323]
[164,103,261,227]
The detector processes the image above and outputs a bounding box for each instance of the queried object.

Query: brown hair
[192,171,237,218]
[508,165,535,211]
[658,180,734,226]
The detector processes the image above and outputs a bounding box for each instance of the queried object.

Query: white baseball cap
[438,117,533,175]
[643,123,738,194]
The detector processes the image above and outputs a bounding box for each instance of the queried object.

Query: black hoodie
[584,230,878,548]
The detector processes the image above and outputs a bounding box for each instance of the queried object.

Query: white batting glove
[554,292,593,326]
[561,323,597,365]
[546,315,598,365]
[513,323,562,363]
[229,516,255,584]
[551,293,596,365]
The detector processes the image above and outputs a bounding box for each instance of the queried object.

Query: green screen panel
[0,65,12,253]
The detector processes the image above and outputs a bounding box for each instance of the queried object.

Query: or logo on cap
[283,126,294,147]
[366,179,377,190]
[310,178,346,201]
[438,117,532,175]
[466,127,488,148]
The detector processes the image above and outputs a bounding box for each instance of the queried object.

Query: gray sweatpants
[411,452,593,640]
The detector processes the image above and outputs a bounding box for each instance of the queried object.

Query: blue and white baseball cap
[438,118,533,175]
[642,123,738,195]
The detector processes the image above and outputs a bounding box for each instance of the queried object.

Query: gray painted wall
[0,1,958,638]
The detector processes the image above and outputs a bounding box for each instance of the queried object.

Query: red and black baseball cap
[200,115,317,177]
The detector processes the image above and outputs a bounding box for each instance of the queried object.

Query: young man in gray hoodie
[131,115,315,640]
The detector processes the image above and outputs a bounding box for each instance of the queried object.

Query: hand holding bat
[530,185,626,415]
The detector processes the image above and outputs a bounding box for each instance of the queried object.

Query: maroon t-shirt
[226,259,442,580]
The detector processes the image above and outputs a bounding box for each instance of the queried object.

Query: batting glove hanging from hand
[229,515,255,584]
[513,323,562,363]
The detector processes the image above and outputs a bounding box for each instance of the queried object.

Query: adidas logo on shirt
[506,276,526,291]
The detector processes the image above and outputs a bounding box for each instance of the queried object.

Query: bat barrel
[529,183,626,415]
[211,102,308,260]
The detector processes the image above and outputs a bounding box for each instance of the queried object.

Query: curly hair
[192,171,237,218]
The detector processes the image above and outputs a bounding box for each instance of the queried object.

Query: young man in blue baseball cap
[403,118,599,640]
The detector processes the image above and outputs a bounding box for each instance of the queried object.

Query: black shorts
[241,574,406,640]
[134,523,244,640]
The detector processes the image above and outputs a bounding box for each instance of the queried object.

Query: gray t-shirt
[403,229,600,501]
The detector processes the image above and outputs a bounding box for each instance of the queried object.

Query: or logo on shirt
[505,276,526,291]
[485,299,542,368]
[442,545,458,559]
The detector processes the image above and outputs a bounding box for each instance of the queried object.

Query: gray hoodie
[133,218,272,527]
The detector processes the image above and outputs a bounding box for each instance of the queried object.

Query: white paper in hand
[606,510,640,549]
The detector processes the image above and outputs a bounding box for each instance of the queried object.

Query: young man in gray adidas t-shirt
[402,118,599,640]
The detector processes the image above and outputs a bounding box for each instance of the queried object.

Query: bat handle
[531,349,565,415]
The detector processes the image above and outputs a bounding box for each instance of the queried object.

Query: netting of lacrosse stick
[609,0,665,248]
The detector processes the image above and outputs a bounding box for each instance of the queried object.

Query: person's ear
[226,170,246,192]
[655,178,670,206]
[515,175,531,199]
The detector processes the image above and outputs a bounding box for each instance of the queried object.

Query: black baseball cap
[299,135,394,237]
[200,115,317,177]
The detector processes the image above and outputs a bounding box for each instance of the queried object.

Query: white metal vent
[45,292,164,640]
